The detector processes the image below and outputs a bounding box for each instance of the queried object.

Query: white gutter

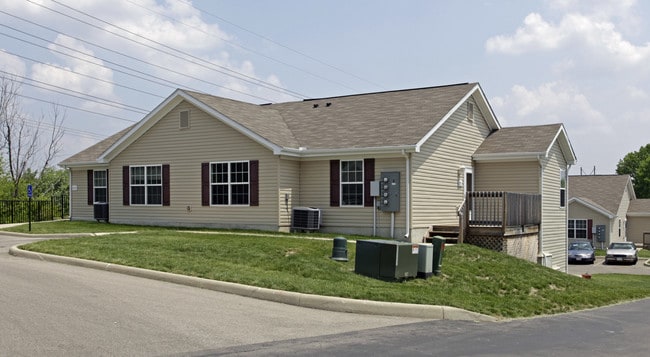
[538,155,545,264]
[280,145,418,158]
[402,150,411,241]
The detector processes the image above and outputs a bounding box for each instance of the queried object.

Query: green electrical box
[355,239,419,280]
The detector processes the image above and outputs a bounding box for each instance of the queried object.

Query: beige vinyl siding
[69,168,94,221]
[568,202,612,246]
[410,97,493,236]
[474,161,540,193]
[614,186,632,241]
[541,142,569,272]
[627,216,650,246]
[297,157,404,237]
[107,101,279,230]
[278,156,300,231]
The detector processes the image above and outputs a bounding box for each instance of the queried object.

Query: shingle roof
[268,83,478,149]
[61,83,486,165]
[474,123,563,155]
[59,125,135,167]
[628,199,650,215]
[568,175,634,215]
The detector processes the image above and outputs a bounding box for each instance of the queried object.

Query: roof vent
[326,102,332,107]
[313,104,319,108]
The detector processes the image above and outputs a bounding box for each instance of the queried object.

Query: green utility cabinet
[355,240,419,280]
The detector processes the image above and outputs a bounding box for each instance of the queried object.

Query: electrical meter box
[354,239,419,280]
[378,172,400,212]
[595,225,606,242]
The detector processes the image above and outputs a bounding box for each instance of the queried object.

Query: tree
[616,143,650,198]
[0,75,65,198]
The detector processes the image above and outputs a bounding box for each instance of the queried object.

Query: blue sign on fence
[27,184,32,198]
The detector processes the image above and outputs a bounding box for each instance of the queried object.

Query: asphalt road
[0,234,427,356]
[3,234,649,356]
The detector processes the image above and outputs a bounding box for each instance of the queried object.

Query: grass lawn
[6,221,650,319]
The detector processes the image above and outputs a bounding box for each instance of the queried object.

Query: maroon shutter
[162,164,170,206]
[87,170,94,205]
[587,219,593,241]
[249,160,259,206]
[330,160,340,207]
[364,158,375,207]
[201,162,209,206]
[122,166,130,206]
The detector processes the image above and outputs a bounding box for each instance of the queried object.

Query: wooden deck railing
[466,191,541,228]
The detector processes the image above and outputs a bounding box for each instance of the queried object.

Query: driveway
[568,256,650,275]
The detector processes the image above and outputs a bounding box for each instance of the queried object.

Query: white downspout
[538,157,544,265]
[67,168,73,219]
[402,150,411,241]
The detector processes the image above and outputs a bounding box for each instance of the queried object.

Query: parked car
[604,242,638,265]
[568,240,595,264]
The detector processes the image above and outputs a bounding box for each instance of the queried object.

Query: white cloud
[485,8,650,67]
[0,50,27,78]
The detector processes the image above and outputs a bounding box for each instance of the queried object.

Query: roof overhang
[60,162,110,169]
[280,145,418,159]
[569,197,615,219]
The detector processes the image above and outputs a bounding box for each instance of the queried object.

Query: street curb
[9,245,497,322]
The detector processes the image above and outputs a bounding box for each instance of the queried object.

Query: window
[467,102,474,120]
[568,219,588,239]
[93,170,107,203]
[341,160,364,206]
[130,165,162,205]
[560,169,567,207]
[210,161,249,205]
[179,110,190,129]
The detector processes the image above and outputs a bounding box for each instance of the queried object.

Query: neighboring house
[568,175,634,248]
[60,82,577,271]
[627,198,650,248]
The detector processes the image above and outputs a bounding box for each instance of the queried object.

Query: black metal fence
[0,195,69,224]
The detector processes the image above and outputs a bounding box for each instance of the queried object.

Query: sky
[1,0,650,175]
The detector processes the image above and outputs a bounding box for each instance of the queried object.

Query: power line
[178,0,387,91]
[32,0,308,100]
[0,13,280,103]
[0,69,150,114]
[125,0,362,93]
[16,93,137,123]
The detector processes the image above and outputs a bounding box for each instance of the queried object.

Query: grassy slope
[10,221,650,319]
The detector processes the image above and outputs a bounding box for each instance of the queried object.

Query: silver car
[568,240,595,264]
[604,242,638,265]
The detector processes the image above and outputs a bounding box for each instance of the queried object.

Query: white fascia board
[548,125,577,165]
[415,84,501,152]
[60,161,110,169]
[281,145,417,158]
[569,197,615,219]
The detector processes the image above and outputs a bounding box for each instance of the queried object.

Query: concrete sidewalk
[4,231,496,322]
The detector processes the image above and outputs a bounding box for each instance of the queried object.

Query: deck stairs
[424,225,460,245]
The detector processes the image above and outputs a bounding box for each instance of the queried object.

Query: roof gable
[568,175,635,215]
[473,123,577,164]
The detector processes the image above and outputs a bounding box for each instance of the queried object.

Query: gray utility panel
[378,172,400,212]
[354,239,419,280]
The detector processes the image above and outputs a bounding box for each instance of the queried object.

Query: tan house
[627,199,650,248]
[60,83,577,271]
[569,174,650,249]
[568,175,634,248]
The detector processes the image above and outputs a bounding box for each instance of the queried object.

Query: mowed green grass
[9,221,650,319]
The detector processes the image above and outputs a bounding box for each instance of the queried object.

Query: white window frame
[568,219,588,239]
[93,170,107,204]
[210,161,250,206]
[130,165,162,206]
[340,159,364,207]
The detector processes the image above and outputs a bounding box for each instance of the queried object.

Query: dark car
[568,240,595,264]
[604,242,638,265]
